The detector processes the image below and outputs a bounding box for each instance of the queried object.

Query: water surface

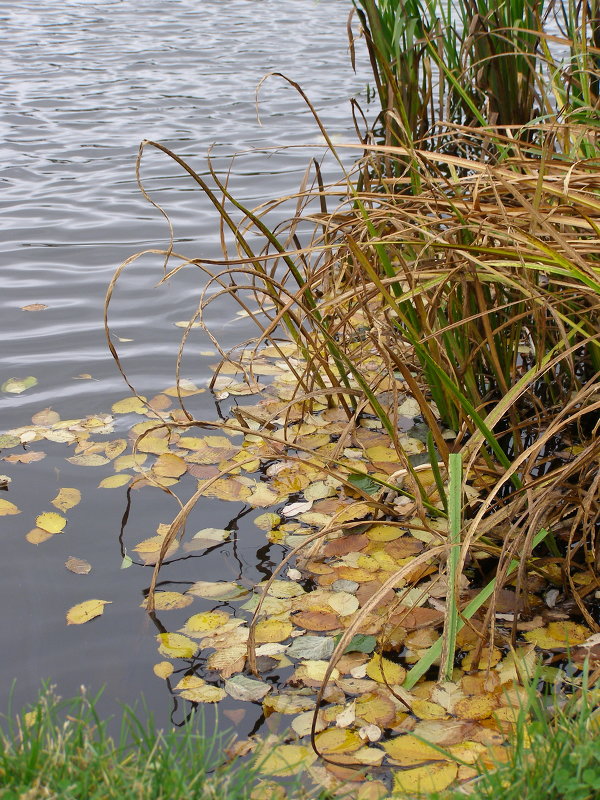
[0,0,371,731]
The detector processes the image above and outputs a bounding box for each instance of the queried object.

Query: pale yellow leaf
[0,498,20,516]
[51,488,81,512]
[156,633,198,659]
[393,762,458,794]
[153,661,174,679]
[98,474,132,488]
[66,599,111,625]
[258,744,316,777]
[111,396,148,414]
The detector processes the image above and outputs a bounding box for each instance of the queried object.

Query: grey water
[0,0,372,732]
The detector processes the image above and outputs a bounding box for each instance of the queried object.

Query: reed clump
[105,0,600,788]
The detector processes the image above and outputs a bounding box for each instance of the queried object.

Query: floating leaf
[263,693,315,715]
[393,762,458,794]
[36,511,66,533]
[98,474,131,488]
[113,454,147,472]
[0,434,21,448]
[287,635,335,660]
[157,633,198,659]
[255,619,293,644]
[383,734,446,765]
[188,528,231,548]
[412,699,449,720]
[67,454,110,467]
[336,634,377,655]
[293,610,341,632]
[225,675,271,702]
[66,599,111,625]
[315,728,362,754]
[355,693,396,726]
[258,745,316,777]
[365,654,406,685]
[111,396,148,414]
[3,450,46,464]
[525,621,591,649]
[142,592,193,611]
[187,581,248,601]
[51,488,81,512]
[2,376,38,394]
[366,524,404,542]
[180,685,226,703]
[254,512,281,530]
[104,439,128,460]
[21,303,48,312]
[247,482,281,508]
[153,453,187,478]
[65,556,91,575]
[0,498,20,516]
[120,555,133,569]
[153,661,174,679]
[327,591,359,616]
[180,611,231,636]
[453,694,498,721]
[31,407,59,425]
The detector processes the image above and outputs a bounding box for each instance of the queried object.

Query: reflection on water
[0,0,372,731]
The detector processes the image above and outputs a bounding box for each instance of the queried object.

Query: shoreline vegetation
[2,0,600,796]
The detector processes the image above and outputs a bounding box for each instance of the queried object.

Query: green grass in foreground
[2,681,600,799]
[0,686,277,800]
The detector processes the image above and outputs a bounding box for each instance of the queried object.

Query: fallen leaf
[21,304,48,311]
[65,556,91,575]
[26,527,54,544]
[258,745,316,777]
[255,619,293,644]
[51,488,81,512]
[153,661,174,679]
[393,762,458,794]
[0,498,20,516]
[187,581,249,601]
[179,611,231,635]
[67,454,110,467]
[180,685,226,703]
[2,376,38,394]
[365,654,406,685]
[98,474,131,488]
[36,511,66,533]
[31,407,59,425]
[141,592,193,611]
[225,675,271,702]
[156,633,198,659]
[66,599,111,625]
[315,728,363,754]
[111,396,148,414]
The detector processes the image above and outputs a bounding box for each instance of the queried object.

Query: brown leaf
[3,451,46,464]
[293,610,341,632]
[65,556,92,575]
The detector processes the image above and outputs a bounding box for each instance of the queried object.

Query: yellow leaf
[247,482,282,508]
[258,744,316,777]
[254,512,281,530]
[66,599,111,625]
[314,728,362,754]
[156,633,198,659]
[114,453,148,472]
[412,699,449,720]
[0,498,20,516]
[36,511,66,533]
[141,592,193,611]
[153,453,187,478]
[453,694,498,721]
[98,474,131,489]
[179,435,238,463]
[51,488,81,512]
[179,685,226,703]
[365,445,398,463]
[547,621,591,646]
[206,646,246,674]
[254,619,293,644]
[355,693,396,726]
[137,436,169,455]
[111,396,148,414]
[153,661,174,679]
[174,675,205,691]
[366,524,404,542]
[180,611,230,635]
[104,439,128,460]
[366,654,406,685]
[263,693,315,715]
[67,454,110,467]
[383,734,447,765]
[393,762,458,794]
[327,591,359,616]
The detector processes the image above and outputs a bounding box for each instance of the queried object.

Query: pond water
[1,0,372,733]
